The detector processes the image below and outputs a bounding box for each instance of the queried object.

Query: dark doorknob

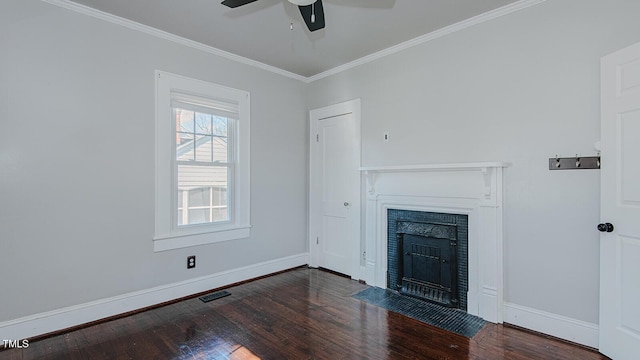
[597,223,614,233]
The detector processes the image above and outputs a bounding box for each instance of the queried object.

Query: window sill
[153,225,251,252]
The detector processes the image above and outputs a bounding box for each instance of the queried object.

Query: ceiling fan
[221,0,326,32]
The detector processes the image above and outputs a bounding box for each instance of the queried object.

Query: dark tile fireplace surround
[387,209,468,311]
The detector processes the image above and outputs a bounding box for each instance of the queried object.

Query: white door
[309,100,361,278]
[600,41,640,360]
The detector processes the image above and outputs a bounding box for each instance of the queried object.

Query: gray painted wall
[306,0,640,324]
[0,0,307,322]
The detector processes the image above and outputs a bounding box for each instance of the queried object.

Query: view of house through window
[175,108,230,226]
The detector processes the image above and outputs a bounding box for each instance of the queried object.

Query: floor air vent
[199,290,231,303]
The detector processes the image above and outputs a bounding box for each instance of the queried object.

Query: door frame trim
[308,99,362,279]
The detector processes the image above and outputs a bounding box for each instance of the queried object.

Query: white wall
[0,0,307,323]
[306,0,640,325]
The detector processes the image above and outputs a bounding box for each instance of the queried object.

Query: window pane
[212,136,228,162]
[188,209,210,225]
[212,186,229,222]
[212,116,227,136]
[195,135,213,163]
[177,109,194,133]
[178,165,227,191]
[195,113,212,135]
[213,186,228,206]
[177,165,228,226]
[213,208,228,222]
[176,133,194,161]
[188,187,210,207]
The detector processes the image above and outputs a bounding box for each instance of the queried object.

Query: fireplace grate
[401,278,451,306]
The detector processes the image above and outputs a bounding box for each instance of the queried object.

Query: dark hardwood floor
[0,268,609,359]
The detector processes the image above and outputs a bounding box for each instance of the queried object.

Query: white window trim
[154,70,251,252]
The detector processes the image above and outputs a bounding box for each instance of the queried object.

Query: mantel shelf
[359,162,509,172]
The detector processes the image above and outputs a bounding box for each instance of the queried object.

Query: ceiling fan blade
[221,0,259,8]
[298,0,325,32]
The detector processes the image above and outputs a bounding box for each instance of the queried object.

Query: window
[154,71,250,251]
[175,106,230,226]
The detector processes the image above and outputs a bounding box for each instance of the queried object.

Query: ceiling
[67,0,521,78]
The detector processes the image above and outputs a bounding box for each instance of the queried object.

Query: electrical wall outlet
[187,255,196,269]
[383,131,390,142]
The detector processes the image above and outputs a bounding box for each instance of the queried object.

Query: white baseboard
[0,253,309,340]
[479,286,499,323]
[503,302,599,349]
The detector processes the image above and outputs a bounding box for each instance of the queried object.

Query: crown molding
[306,0,548,83]
[41,0,546,84]
[39,0,308,82]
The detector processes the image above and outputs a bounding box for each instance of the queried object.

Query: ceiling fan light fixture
[222,0,324,32]
[288,0,316,6]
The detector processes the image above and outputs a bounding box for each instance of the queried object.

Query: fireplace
[388,210,468,310]
[361,162,507,322]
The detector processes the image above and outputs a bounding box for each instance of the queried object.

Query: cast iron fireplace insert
[395,220,459,307]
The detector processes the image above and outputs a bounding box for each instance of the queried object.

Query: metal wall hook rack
[549,154,601,170]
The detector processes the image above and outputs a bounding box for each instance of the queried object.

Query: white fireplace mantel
[359,162,508,323]
[360,161,508,172]
[361,162,508,198]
